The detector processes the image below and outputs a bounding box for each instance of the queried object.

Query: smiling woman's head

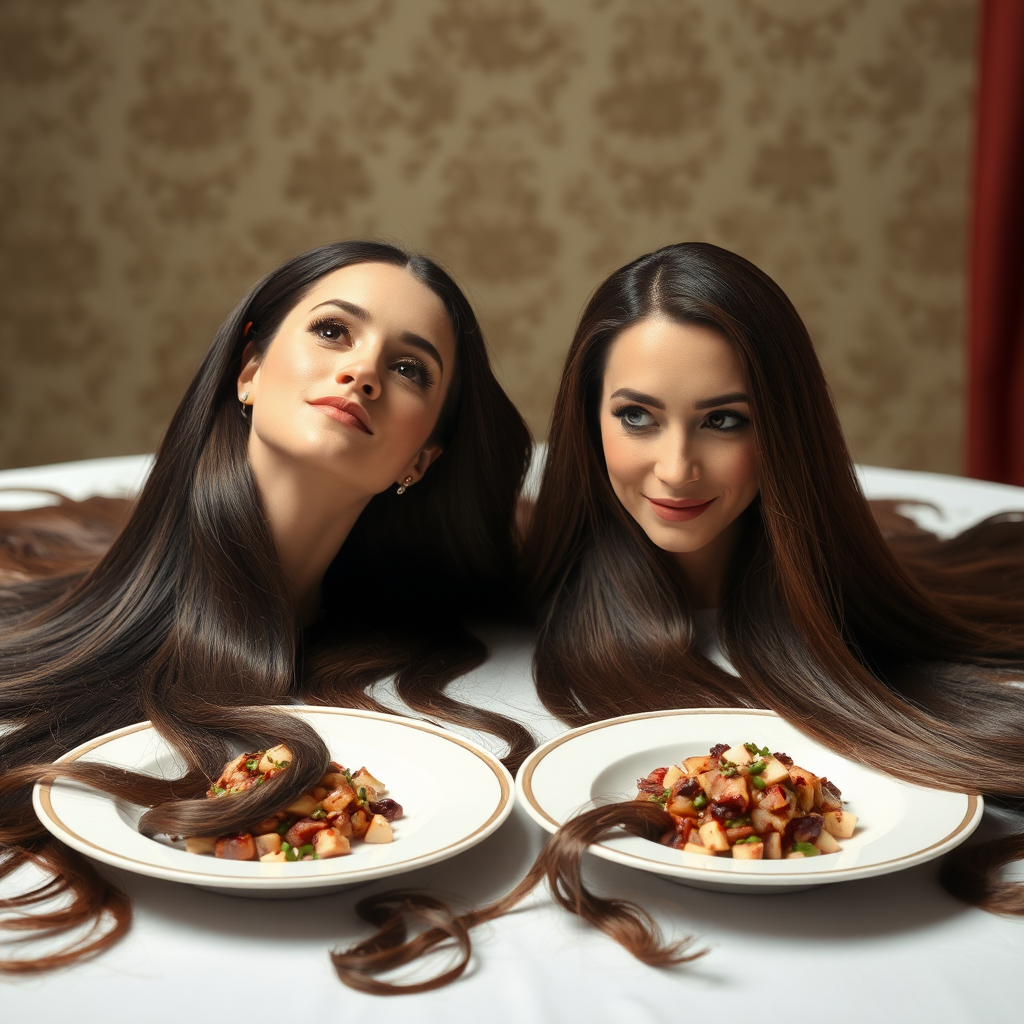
[531,242,857,616]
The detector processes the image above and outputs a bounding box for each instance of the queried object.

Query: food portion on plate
[182,744,404,863]
[636,740,857,861]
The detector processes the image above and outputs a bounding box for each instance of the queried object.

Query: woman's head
[599,315,759,604]
[152,240,529,622]
[238,260,458,501]
[535,241,853,608]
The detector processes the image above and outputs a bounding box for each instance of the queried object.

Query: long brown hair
[330,241,1024,993]
[0,240,532,971]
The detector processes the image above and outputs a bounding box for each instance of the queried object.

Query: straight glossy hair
[0,240,532,971]
[330,241,1024,993]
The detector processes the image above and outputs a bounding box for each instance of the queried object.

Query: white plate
[516,708,982,894]
[34,707,514,898]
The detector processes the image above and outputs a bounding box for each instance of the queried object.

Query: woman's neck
[247,441,372,625]
[671,516,743,610]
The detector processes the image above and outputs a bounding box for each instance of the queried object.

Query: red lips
[645,496,716,522]
[308,396,372,434]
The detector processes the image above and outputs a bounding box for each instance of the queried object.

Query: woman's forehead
[603,317,746,398]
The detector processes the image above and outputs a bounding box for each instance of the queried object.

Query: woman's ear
[397,445,444,488]
[237,340,260,405]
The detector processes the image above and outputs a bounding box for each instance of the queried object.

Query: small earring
[396,476,413,495]
[240,391,249,403]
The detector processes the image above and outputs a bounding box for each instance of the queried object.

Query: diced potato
[732,840,764,860]
[723,744,752,765]
[698,820,730,853]
[254,833,282,858]
[285,793,320,817]
[259,851,287,863]
[762,832,782,859]
[788,766,820,812]
[750,808,774,833]
[682,755,713,776]
[814,830,841,854]
[758,756,791,787]
[703,769,750,811]
[312,827,352,859]
[666,794,699,818]
[726,826,756,843]
[683,841,716,856]
[258,744,293,773]
[822,810,857,839]
[785,851,806,859]
[755,783,790,812]
[351,771,385,799]
[363,814,394,844]
[215,834,256,861]
[662,765,685,792]
[184,836,217,856]
[322,783,356,813]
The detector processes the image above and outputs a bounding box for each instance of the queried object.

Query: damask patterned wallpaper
[0,0,976,472]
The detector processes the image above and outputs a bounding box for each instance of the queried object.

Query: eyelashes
[394,359,436,390]
[308,315,349,342]
[307,316,437,390]
[610,405,751,433]
[612,405,656,431]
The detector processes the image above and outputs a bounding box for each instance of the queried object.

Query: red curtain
[967,0,1024,485]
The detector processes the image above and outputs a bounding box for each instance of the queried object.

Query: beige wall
[0,0,976,472]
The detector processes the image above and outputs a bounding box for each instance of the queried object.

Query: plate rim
[34,706,514,890]
[516,707,983,888]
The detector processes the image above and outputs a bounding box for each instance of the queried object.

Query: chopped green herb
[275,820,290,834]
[254,775,264,786]
[245,758,259,772]
[725,817,751,828]
[298,844,315,859]
[357,786,367,802]
[791,841,821,857]
[735,835,762,844]
[311,808,326,820]
[747,760,766,775]
[693,794,707,810]
[751,776,767,790]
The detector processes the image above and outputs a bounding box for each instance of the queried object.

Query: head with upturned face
[161,240,530,618]
[533,242,852,606]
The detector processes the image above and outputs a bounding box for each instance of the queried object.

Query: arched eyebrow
[309,298,444,371]
[693,392,748,410]
[609,387,664,409]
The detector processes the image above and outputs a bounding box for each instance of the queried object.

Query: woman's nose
[336,355,381,399]
[655,435,700,489]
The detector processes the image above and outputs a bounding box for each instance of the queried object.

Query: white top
[1,456,1021,1023]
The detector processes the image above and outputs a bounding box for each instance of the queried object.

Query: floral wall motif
[0,0,976,472]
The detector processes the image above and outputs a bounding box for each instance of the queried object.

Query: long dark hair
[331,242,1024,993]
[0,240,532,971]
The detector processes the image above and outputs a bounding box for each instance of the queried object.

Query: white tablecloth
[2,456,1022,1023]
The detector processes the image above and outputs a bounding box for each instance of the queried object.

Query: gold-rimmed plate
[34,707,513,897]
[516,708,982,894]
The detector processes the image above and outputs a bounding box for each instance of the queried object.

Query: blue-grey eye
[615,406,655,430]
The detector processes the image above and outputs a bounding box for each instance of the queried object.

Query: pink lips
[308,396,372,434]
[645,496,716,522]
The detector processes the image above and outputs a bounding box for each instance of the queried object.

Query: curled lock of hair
[329,799,705,994]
